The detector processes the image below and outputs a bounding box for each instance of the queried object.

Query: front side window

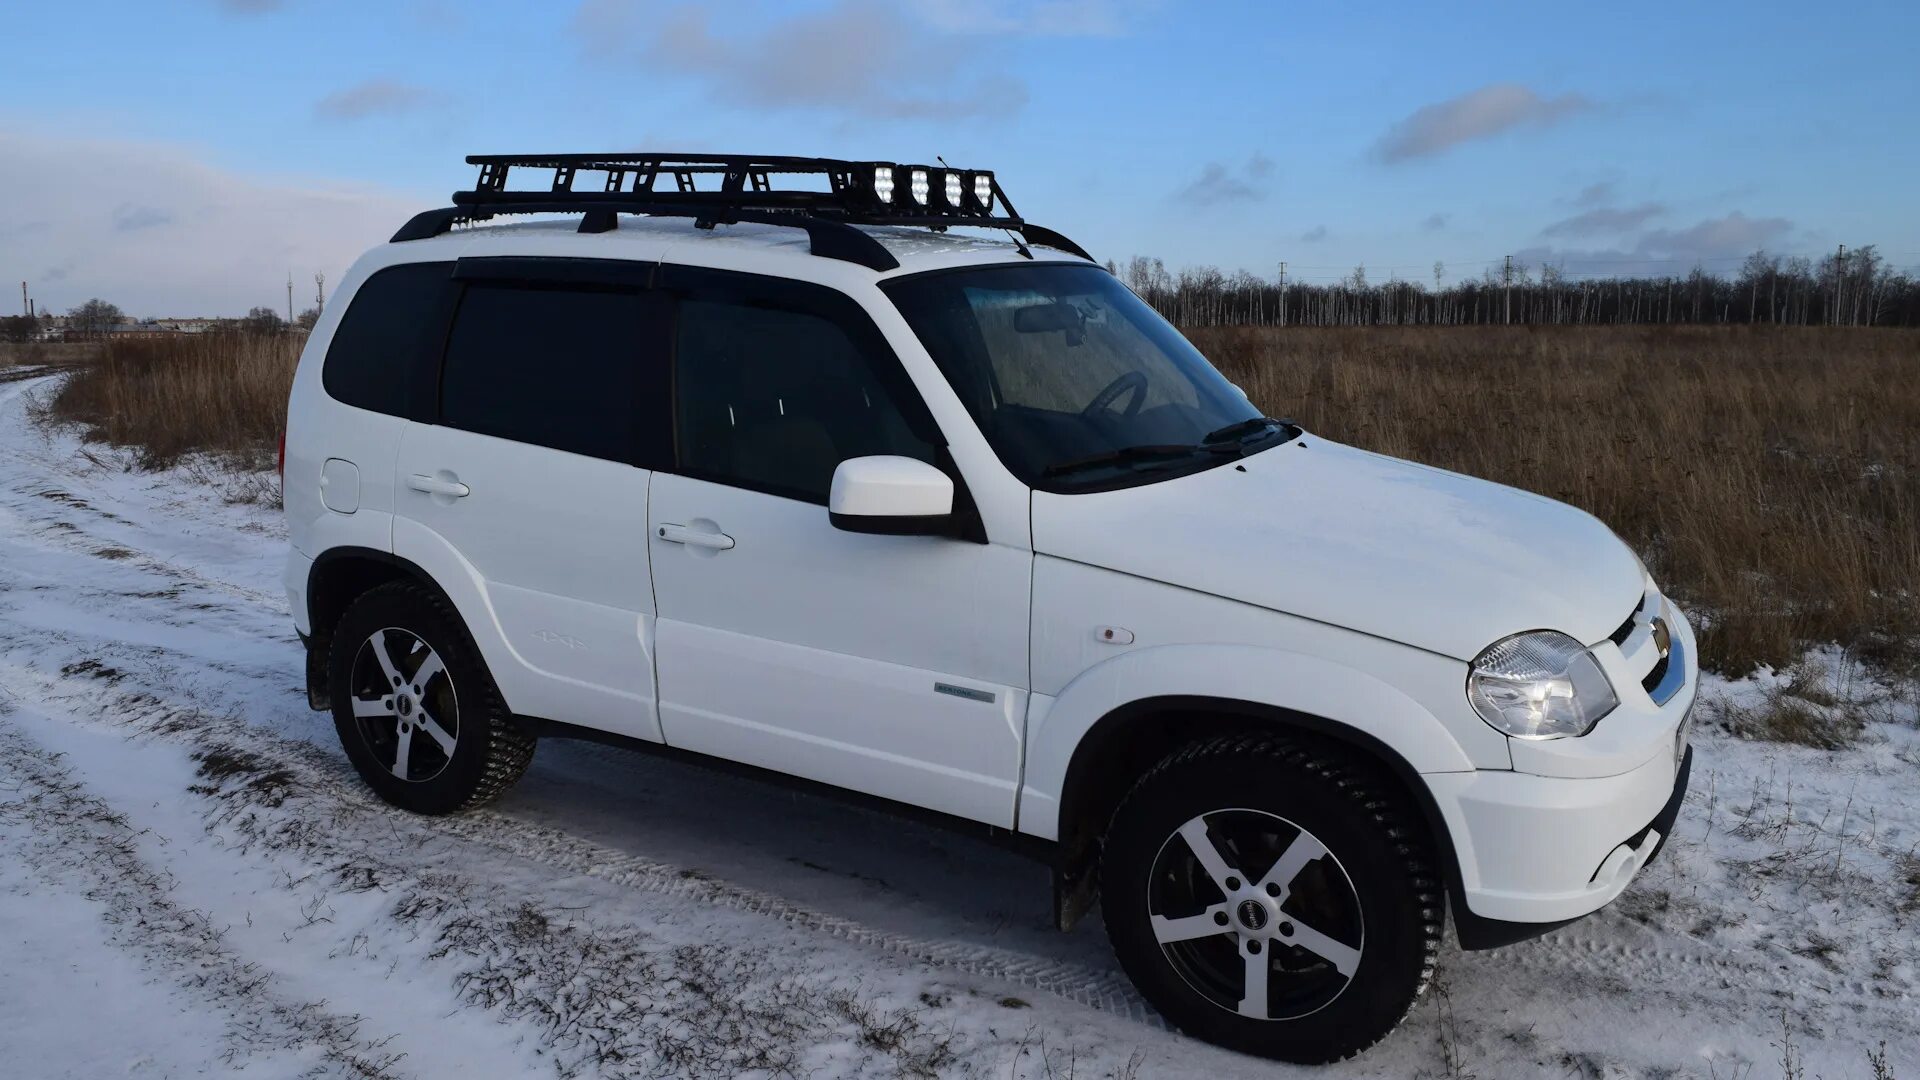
[439,284,662,464]
[673,294,938,504]
[884,264,1287,491]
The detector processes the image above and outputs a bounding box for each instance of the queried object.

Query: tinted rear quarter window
[439,284,663,464]
[322,262,455,416]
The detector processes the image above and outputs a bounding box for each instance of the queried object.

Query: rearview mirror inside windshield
[1012,301,1085,346]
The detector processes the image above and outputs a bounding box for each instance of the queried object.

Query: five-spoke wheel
[1148,809,1363,1021]
[328,582,535,814]
[348,627,460,783]
[1101,736,1441,1063]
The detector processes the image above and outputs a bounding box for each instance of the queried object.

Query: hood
[1030,436,1645,661]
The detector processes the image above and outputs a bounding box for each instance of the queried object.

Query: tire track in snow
[3,651,1160,1025]
[0,707,406,1078]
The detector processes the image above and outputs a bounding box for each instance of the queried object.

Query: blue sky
[4,0,1918,315]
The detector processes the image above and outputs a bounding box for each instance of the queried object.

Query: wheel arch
[1045,692,1469,938]
[304,547,461,710]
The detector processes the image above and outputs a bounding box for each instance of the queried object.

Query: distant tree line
[0,298,320,342]
[1112,246,1920,327]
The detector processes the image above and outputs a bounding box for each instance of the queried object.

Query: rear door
[392,259,672,742]
[647,265,1033,826]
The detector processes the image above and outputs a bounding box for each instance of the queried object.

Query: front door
[647,267,1032,826]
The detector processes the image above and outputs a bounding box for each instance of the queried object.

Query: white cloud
[111,204,175,232]
[571,0,1027,121]
[1375,83,1594,163]
[1516,212,1795,275]
[0,127,425,317]
[909,0,1153,36]
[1175,154,1274,206]
[1541,202,1666,238]
[314,79,436,122]
[1569,180,1616,208]
[1634,212,1792,260]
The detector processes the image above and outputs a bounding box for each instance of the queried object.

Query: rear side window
[439,284,664,464]
[322,262,455,416]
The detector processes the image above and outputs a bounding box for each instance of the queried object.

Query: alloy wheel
[1146,808,1364,1020]
[347,627,460,783]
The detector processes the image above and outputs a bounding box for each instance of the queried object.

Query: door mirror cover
[829,456,955,535]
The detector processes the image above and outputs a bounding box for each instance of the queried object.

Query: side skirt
[519,715,1060,872]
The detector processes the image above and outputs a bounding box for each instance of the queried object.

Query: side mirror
[829,456,955,536]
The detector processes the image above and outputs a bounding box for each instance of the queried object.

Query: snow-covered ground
[1,365,1916,1079]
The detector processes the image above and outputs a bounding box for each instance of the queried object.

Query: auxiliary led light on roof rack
[909,168,930,206]
[973,173,994,212]
[943,173,964,208]
[872,165,895,204]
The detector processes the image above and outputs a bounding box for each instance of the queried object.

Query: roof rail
[389,153,1094,268]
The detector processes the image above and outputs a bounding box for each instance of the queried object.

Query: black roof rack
[390,153,1093,272]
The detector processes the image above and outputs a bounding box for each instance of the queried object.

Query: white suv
[283,155,1695,1063]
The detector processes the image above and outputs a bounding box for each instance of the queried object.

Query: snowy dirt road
[1,367,1917,1079]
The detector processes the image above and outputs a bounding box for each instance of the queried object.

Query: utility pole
[314,271,326,316]
[20,281,27,318]
[1503,255,1513,325]
[1277,261,1288,327]
[287,271,295,326]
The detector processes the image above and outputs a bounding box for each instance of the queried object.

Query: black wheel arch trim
[1053,694,1564,949]
[304,547,467,712]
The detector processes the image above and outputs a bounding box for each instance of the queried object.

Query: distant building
[151,317,229,333]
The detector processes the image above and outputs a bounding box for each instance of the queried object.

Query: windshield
[883,263,1290,491]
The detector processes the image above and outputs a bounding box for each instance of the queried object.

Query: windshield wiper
[1042,444,1212,478]
[1201,415,1297,446]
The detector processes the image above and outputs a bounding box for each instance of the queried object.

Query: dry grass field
[41,334,298,470]
[1196,325,1920,678]
[0,341,103,369]
[32,324,1920,679]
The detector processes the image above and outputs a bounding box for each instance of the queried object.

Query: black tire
[327,580,535,814]
[1100,734,1442,1063]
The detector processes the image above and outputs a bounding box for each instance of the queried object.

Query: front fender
[1017,642,1480,841]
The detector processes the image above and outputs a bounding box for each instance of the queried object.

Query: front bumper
[1427,585,1696,949]
[1452,744,1691,948]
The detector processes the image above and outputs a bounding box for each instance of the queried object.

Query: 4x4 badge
[533,629,585,649]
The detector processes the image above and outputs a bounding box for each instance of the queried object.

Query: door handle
[655,523,735,550]
[407,473,471,498]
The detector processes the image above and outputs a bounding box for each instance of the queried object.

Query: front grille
[1605,589,1688,706]
[1641,652,1670,695]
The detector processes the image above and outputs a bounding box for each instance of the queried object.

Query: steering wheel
[1082,371,1148,419]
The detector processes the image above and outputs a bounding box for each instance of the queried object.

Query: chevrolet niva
[284,154,1694,1063]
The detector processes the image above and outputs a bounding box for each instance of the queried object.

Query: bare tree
[240,306,286,336]
[0,314,39,343]
[68,298,125,337]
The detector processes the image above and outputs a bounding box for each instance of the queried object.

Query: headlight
[1468,630,1617,740]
